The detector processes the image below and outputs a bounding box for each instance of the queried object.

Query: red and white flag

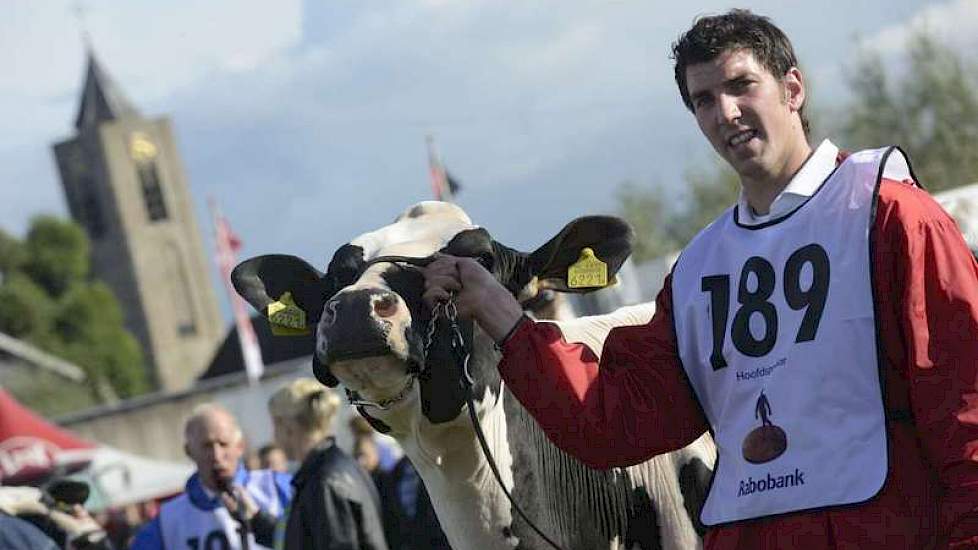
[210,198,264,384]
[426,134,461,202]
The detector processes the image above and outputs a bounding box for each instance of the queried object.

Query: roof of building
[0,331,86,382]
[74,51,140,130]
[199,315,315,380]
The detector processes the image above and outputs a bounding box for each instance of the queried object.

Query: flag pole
[209,198,265,385]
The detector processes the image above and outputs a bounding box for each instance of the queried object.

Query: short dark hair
[671,9,810,135]
[258,443,283,459]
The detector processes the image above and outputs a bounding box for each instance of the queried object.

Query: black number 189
[700,243,830,370]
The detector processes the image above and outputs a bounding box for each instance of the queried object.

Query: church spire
[74,51,140,130]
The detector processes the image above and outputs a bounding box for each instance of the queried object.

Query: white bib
[160,470,284,550]
[671,147,912,525]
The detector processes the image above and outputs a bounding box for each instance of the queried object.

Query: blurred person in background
[0,512,60,550]
[268,378,388,550]
[349,415,401,474]
[130,403,291,550]
[378,457,451,550]
[0,482,112,549]
[257,443,289,473]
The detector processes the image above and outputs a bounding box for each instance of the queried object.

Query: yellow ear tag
[567,247,609,289]
[267,292,311,336]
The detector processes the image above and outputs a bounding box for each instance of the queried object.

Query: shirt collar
[186,463,249,510]
[736,139,840,225]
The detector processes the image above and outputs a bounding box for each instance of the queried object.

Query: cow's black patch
[624,487,662,550]
[442,228,494,261]
[380,262,491,424]
[231,254,330,325]
[441,228,534,295]
[679,457,712,536]
[312,353,339,387]
[326,244,366,289]
[406,204,429,218]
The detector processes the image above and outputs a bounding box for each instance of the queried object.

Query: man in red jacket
[422,9,978,550]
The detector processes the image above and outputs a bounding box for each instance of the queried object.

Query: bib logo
[742,390,788,464]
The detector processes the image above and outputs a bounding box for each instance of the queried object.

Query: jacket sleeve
[879,184,978,547]
[498,276,709,469]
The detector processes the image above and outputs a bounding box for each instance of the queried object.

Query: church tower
[51,52,223,391]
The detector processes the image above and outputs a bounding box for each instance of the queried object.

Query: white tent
[936,182,978,249]
[74,447,192,511]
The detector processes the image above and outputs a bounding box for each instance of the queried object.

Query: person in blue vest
[130,404,292,550]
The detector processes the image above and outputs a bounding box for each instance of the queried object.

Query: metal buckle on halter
[345,375,417,410]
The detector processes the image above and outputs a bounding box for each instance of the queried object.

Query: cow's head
[232,202,632,431]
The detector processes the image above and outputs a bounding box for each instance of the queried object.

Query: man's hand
[0,487,46,516]
[422,254,524,342]
[50,504,108,549]
[219,485,259,522]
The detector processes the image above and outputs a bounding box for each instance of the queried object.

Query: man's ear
[184,443,192,461]
[524,215,633,293]
[231,254,334,328]
[784,66,805,112]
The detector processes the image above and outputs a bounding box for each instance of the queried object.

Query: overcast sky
[1,0,975,318]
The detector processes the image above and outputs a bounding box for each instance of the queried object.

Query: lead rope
[434,296,567,550]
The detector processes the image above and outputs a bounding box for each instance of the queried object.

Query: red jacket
[499,179,978,549]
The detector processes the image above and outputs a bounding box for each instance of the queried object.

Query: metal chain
[422,300,445,362]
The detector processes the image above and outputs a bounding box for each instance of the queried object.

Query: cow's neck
[377,384,524,549]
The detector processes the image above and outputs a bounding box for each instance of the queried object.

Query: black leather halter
[344,252,566,550]
[341,255,439,433]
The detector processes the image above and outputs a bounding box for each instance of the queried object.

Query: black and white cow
[233,202,715,550]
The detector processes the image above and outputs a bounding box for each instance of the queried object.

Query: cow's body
[233,202,716,550]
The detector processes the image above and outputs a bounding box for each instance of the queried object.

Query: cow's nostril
[373,294,399,318]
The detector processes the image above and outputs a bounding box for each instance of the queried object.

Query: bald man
[131,404,292,550]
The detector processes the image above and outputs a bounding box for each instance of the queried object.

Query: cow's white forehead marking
[351,201,477,261]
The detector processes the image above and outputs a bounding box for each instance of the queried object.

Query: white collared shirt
[736,139,840,226]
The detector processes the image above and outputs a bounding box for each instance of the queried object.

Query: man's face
[685,49,806,186]
[185,412,245,491]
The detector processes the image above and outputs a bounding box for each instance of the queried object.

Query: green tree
[843,33,978,191]
[0,228,26,277]
[616,161,739,262]
[24,216,90,297]
[0,216,148,409]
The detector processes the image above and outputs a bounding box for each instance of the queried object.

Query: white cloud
[859,0,978,54]
[0,0,958,262]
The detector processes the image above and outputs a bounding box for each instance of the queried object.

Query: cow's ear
[525,216,633,293]
[231,254,334,327]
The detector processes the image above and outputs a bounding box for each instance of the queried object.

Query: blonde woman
[268,378,388,550]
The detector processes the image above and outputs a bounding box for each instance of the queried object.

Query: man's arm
[498,275,709,469]
[423,255,709,470]
[879,182,978,547]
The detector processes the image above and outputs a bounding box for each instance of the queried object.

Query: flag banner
[210,198,264,384]
[426,134,462,202]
